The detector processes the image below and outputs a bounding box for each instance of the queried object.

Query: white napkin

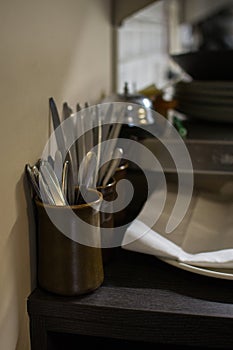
[122,182,233,268]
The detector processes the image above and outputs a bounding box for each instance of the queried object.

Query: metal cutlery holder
[35,190,104,296]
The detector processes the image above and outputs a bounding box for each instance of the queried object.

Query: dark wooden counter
[27,248,233,350]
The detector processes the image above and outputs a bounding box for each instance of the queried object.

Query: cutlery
[78,153,87,187]
[32,165,40,181]
[74,103,82,167]
[107,106,125,140]
[63,102,78,185]
[61,159,75,205]
[83,151,97,188]
[66,160,75,205]
[83,108,94,154]
[54,150,63,185]
[27,100,126,208]
[102,148,123,186]
[65,122,79,186]
[62,102,73,121]
[95,106,102,185]
[40,161,66,205]
[25,164,41,199]
[47,155,54,169]
[61,160,69,199]
[38,172,56,205]
[26,162,56,205]
[77,151,97,204]
[76,111,86,167]
[49,97,78,188]
[101,103,113,142]
[76,103,81,113]
[35,158,42,170]
[98,106,125,185]
[49,97,66,160]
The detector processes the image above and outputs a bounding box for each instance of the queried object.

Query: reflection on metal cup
[35,189,104,296]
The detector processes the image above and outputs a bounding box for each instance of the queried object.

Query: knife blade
[54,150,63,185]
[102,148,123,186]
[40,161,66,205]
[49,97,66,160]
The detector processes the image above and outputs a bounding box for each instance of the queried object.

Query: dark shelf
[28,248,233,350]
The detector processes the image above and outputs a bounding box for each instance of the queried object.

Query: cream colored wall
[0,0,112,349]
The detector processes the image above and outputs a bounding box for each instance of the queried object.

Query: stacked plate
[173,81,233,123]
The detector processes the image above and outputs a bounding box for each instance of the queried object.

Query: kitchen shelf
[27,248,233,350]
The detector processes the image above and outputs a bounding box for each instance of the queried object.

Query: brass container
[35,189,104,296]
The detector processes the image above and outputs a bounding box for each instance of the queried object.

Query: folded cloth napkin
[122,182,233,268]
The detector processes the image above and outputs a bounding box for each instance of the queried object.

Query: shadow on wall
[15,175,34,349]
[23,171,38,292]
[0,175,33,349]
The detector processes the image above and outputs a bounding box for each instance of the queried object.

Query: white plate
[160,258,233,280]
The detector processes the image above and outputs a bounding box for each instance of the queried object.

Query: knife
[102,103,113,142]
[49,97,66,160]
[102,148,123,186]
[25,164,41,199]
[62,102,73,121]
[40,161,66,205]
[66,160,75,205]
[49,97,78,189]
[61,160,69,201]
[54,150,63,185]
[98,106,125,185]
[38,172,56,205]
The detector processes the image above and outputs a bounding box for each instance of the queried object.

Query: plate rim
[160,257,233,280]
